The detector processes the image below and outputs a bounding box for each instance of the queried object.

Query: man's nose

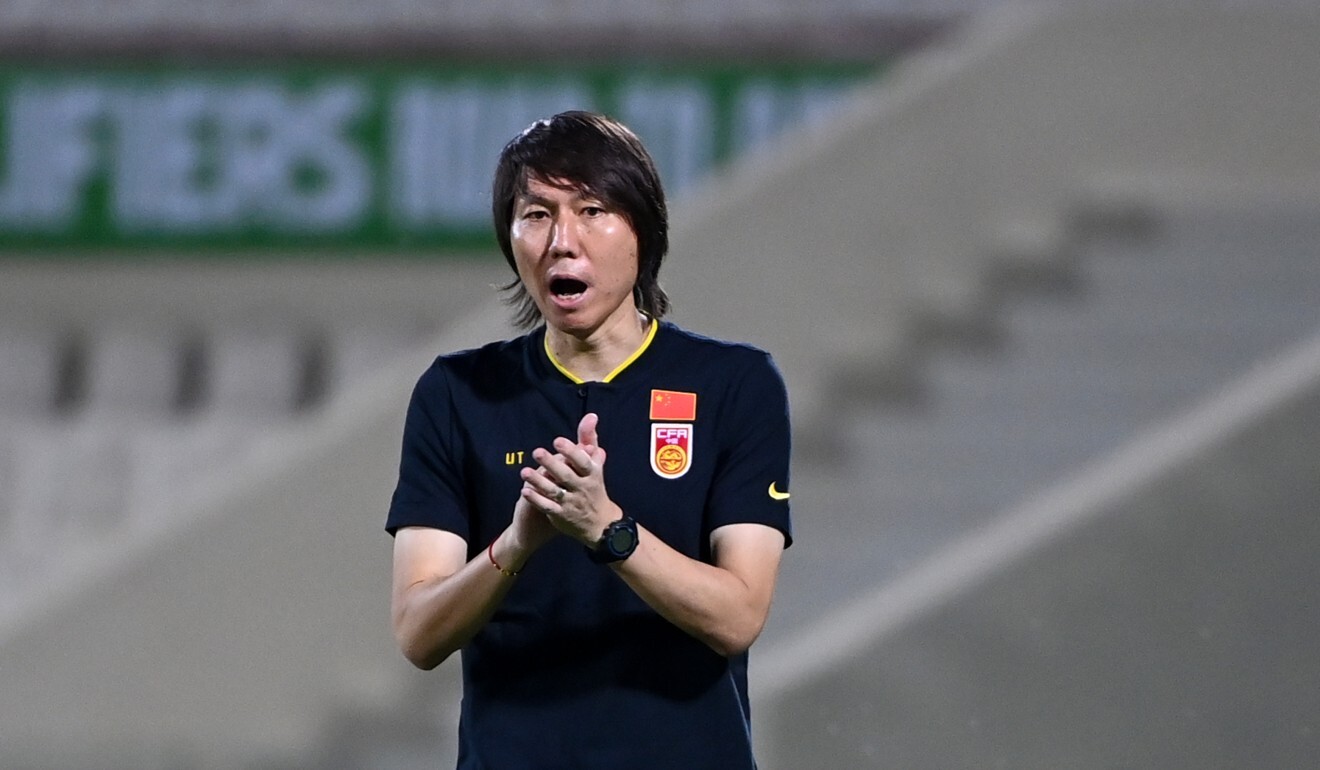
[549,216,579,256]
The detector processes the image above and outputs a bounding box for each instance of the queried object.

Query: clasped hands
[515,412,622,550]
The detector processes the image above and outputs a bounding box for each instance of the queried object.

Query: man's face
[510,175,640,337]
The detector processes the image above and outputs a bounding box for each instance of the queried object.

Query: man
[387,110,792,768]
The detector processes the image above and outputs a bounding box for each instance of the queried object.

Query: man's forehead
[518,174,599,201]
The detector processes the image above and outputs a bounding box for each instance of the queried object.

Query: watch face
[608,526,636,555]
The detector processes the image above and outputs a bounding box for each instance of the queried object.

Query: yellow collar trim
[544,318,659,384]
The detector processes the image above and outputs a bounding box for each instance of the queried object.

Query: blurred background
[2,0,1319,767]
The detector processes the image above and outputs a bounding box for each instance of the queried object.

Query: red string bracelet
[487,538,519,577]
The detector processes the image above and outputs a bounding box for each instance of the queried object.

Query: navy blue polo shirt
[387,319,792,769]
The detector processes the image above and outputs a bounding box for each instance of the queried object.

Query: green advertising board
[0,63,874,255]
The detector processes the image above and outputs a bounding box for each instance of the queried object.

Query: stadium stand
[754,203,1320,766]
[0,327,63,417]
[0,0,948,59]
[1,1,1318,767]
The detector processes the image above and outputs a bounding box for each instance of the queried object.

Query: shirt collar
[543,317,659,384]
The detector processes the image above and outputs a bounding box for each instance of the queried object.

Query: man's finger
[550,438,596,477]
[577,412,599,449]
[521,465,563,499]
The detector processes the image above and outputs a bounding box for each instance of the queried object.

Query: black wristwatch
[588,516,639,564]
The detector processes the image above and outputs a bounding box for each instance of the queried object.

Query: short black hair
[492,110,670,329]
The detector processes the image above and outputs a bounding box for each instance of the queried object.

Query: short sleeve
[704,350,793,547]
[385,361,470,539]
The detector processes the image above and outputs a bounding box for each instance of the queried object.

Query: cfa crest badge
[650,423,693,479]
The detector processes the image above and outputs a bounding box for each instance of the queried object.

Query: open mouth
[550,277,588,298]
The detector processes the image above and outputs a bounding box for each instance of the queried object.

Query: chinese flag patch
[650,389,697,421]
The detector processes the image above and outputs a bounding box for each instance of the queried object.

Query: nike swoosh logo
[768,482,791,501]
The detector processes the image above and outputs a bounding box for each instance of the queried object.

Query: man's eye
[523,210,549,220]
[582,206,605,217]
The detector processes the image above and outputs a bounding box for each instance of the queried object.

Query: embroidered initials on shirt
[504,451,525,466]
